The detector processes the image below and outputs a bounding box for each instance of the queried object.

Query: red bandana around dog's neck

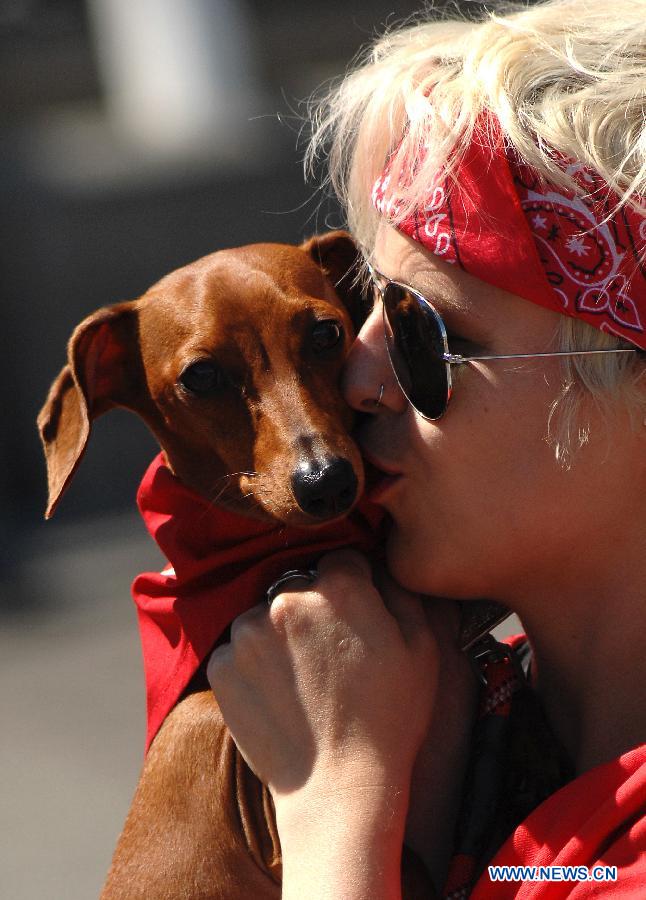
[372,120,646,349]
[133,453,386,753]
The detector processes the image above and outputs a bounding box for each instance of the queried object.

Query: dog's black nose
[291,457,358,519]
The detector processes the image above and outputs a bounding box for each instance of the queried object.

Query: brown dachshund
[38,232,434,899]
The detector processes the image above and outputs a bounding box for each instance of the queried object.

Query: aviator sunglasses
[367,264,639,420]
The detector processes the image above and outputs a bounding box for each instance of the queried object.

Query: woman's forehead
[372,223,480,314]
[372,221,546,332]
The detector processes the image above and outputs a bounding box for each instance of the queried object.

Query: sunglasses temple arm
[445,348,638,364]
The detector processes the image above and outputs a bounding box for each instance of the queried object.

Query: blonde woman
[208,1,646,897]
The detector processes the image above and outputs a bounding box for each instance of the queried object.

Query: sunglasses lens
[382,282,449,418]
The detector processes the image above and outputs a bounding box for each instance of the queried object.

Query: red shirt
[470,743,646,898]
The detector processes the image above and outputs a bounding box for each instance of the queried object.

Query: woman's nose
[342,302,407,414]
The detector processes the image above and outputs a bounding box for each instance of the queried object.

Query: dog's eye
[311,320,343,352]
[179,360,226,395]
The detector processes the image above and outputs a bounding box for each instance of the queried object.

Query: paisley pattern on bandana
[372,123,646,349]
[417,183,459,262]
[513,159,646,338]
[373,170,460,265]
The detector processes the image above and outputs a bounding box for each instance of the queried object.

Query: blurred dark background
[0,2,516,898]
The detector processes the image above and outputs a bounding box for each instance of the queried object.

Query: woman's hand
[207,549,441,898]
[208,549,438,797]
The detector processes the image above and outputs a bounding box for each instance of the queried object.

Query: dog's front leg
[101,691,282,900]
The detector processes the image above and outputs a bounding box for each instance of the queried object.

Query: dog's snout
[291,457,358,520]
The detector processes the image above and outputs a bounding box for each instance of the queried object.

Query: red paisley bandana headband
[372,120,646,349]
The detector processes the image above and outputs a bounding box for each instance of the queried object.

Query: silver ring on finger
[266,568,318,605]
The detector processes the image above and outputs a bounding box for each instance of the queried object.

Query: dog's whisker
[210,470,260,491]
[206,471,262,507]
[243,490,282,514]
[211,483,237,506]
[241,489,271,499]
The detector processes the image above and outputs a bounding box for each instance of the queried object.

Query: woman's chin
[384,529,435,594]
[384,526,485,600]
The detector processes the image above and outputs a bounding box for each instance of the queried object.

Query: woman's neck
[518,582,646,774]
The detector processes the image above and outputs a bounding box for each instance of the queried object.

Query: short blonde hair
[307,0,646,461]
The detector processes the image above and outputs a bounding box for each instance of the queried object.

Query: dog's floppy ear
[37,301,140,518]
[301,230,370,332]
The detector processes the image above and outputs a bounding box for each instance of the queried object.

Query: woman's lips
[366,472,401,504]
[361,448,402,477]
[362,451,403,504]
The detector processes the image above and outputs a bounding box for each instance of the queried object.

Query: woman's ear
[301,230,371,332]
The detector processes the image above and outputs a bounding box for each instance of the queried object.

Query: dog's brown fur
[38,232,434,899]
